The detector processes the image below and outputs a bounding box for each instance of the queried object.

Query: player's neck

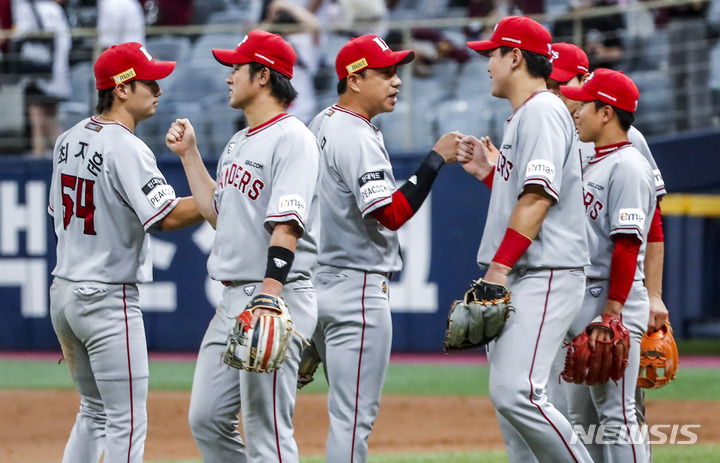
[337,95,373,121]
[243,96,287,130]
[593,125,628,148]
[98,109,135,133]
[508,78,547,110]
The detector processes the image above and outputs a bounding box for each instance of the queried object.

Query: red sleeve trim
[482,168,495,189]
[371,190,414,231]
[647,204,664,243]
[607,234,642,304]
[492,228,532,268]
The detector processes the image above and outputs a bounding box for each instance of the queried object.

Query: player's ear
[114,83,130,102]
[257,66,271,86]
[510,48,524,70]
[346,73,362,93]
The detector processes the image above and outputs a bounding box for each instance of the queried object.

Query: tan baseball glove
[223,293,294,373]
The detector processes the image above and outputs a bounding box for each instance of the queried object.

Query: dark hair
[337,69,368,95]
[248,62,298,107]
[593,101,635,131]
[95,81,136,114]
[499,46,552,79]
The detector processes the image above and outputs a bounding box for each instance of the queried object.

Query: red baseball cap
[335,35,415,80]
[94,42,176,90]
[467,16,553,57]
[212,30,296,79]
[549,42,589,82]
[560,68,639,113]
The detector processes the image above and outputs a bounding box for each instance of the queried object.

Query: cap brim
[559,85,595,102]
[141,61,176,81]
[467,40,498,56]
[375,49,415,68]
[549,67,578,83]
[212,49,252,67]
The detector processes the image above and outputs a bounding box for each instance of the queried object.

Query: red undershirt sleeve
[371,190,414,231]
[647,204,664,243]
[607,234,642,304]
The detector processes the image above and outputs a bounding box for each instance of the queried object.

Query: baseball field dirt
[1,390,719,462]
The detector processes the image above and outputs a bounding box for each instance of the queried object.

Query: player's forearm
[505,188,553,241]
[178,152,218,226]
[161,197,205,231]
[645,241,664,299]
[261,223,300,295]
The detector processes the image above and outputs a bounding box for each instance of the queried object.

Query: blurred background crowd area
[1,0,720,158]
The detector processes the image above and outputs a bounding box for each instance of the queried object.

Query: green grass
[2,358,717,401]
[677,338,720,356]
[3,357,720,463]
[147,444,720,463]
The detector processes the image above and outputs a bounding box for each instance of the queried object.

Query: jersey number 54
[61,174,97,235]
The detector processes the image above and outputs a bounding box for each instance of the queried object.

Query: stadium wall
[0,131,718,351]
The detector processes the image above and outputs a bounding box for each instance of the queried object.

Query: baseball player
[165,30,319,463]
[549,43,668,463]
[306,35,460,462]
[560,68,656,463]
[48,42,203,463]
[458,17,593,462]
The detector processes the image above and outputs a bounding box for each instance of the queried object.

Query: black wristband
[265,246,295,285]
[398,150,445,212]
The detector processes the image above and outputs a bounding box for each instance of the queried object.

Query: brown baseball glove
[297,340,322,389]
[561,314,631,385]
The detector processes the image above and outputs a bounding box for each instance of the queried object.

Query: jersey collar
[90,116,133,134]
[593,141,632,159]
[507,90,550,122]
[331,105,374,129]
[246,113,292,137]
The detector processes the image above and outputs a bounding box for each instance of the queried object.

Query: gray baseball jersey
[49,117,179,283]
[189,112,320,463]
[48,116,181,463]
[477,91,589,269]
[208,113,319,282]
[627,126,667,198]
[308,105,402,273]
[581,126,666,199]
[582,143,656,280]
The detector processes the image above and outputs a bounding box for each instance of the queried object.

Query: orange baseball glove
[638,320,678,389]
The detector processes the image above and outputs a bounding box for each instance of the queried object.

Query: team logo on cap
[139,45,153,61]
[113,68,137,84]
[346,58,368,75]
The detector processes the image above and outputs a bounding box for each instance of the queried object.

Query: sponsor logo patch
[142,178,176,209]
[113,67,137,84]
[245,159,263,169]
[618,208,646,227]
[587,181,604,191]
[278,194,306,218]
[525,159,556,183]
[653,169,665,189]
[346,57,369,74]
[358,171,385,187]
[142,177,167,194]
[360,180,390,204]
[84,122,103,132]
